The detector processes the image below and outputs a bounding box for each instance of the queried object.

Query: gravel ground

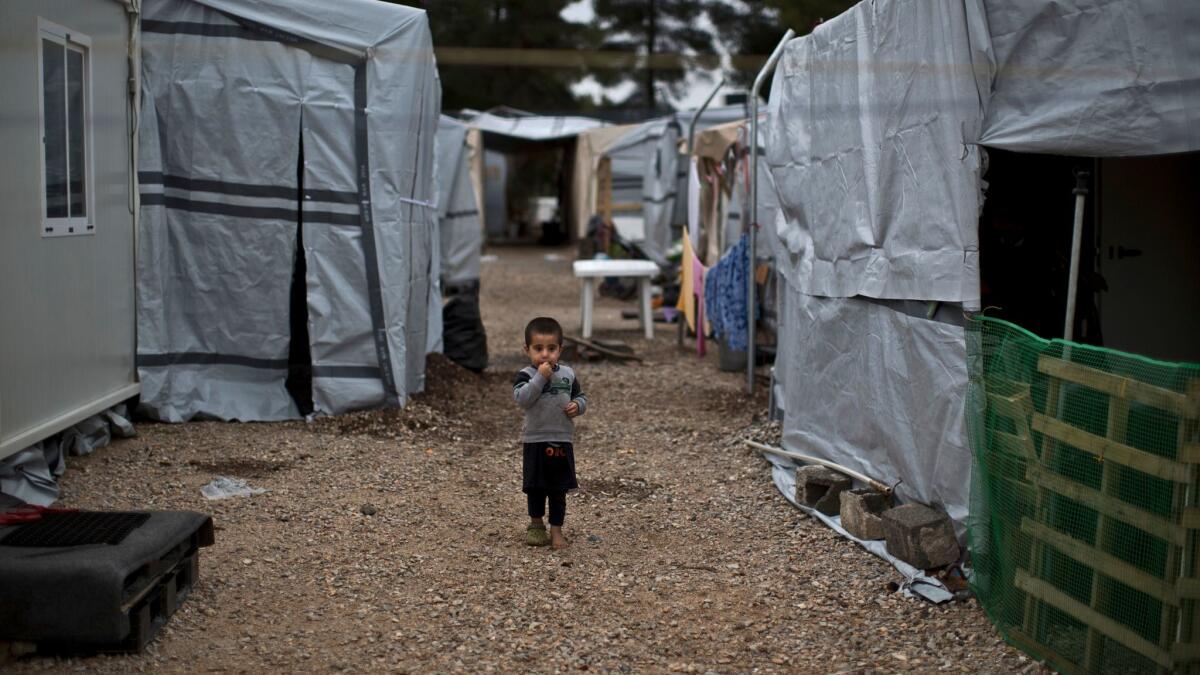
[11,245,1038,673]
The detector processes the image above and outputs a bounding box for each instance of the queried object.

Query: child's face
[523,332,562,367]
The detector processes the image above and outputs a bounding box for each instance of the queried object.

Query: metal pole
[687,77,725,156]
[748,30,794,392]
[679,78,725,348]
[1063,168,1090,342]
[744,439,892,495]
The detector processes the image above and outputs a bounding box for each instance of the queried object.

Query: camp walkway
[12,246,1030,673]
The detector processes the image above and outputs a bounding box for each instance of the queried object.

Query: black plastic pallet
[2,511,150,547]
[0,511,214,654]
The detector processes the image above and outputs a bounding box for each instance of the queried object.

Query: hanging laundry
[676,226,708,357]
[704,232,752,352]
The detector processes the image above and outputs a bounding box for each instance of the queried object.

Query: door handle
[1117,245,1143,259]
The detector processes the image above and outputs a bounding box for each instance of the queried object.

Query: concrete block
[839,489,890,540]
[881,503,960,569]
[794,465,852,516]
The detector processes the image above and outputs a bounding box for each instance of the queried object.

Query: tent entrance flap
[286,123,313,416]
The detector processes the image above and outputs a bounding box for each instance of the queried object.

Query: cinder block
[881,503,960,569]
[839,489,890,540]
[794,465,853,516]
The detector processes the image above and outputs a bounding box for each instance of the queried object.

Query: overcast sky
[560,0,741,110]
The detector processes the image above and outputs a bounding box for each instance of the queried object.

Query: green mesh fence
[966,317,1200,674]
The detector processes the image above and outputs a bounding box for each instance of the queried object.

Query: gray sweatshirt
[512,363,587,443]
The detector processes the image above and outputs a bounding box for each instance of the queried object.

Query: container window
[39,22,92,237]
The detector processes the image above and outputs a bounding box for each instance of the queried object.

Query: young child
[512,317,587,549]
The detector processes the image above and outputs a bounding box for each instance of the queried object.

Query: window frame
[37,18,94,238]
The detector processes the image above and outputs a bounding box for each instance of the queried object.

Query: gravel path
[12,245,1037,673]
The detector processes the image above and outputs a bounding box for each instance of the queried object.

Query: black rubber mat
[1,512,150,547]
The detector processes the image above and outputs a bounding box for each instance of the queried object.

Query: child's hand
[537,362,554,380]
[563,401,580,418]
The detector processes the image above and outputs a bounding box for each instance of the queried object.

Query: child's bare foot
[550,525,570,550]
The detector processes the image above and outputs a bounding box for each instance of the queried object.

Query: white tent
[136,0,440,422]
[764,0,1200,531]
[467,111,607,142]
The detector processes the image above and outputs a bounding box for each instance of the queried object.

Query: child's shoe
[526,523,550,546]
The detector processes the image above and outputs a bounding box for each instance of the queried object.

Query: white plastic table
[572,259,658,339]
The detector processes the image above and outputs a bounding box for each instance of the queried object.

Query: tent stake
[748,30,794,393]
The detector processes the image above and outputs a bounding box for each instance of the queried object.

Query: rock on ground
[9,246,1040,674]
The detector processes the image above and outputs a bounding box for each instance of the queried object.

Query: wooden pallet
[1004,355,1200,673]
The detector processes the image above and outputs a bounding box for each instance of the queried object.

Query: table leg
[581,278,594,339]
[639,278,653,340]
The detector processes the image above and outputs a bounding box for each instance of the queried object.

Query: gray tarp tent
[136,0,440,422]
[466,111,607,241]
[428,114,486,366]
[601,117,682,266]
[764,0,1200,531]
[435,115,483,289]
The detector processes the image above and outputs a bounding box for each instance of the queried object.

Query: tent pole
[748,30,794,393]
[1062,168,1090,342]
[745,439,892,496]
[680,78,725,348]
[686,77,725,157]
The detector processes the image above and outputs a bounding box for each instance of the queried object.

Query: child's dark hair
[524,316,563,346]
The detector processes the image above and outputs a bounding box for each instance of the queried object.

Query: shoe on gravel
[526,523,550,546]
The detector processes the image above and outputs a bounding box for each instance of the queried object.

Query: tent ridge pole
[748,30,794,393]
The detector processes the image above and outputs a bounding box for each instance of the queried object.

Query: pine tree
[707,0,857,88]
[590,0,718,112]
[390,0,590,113]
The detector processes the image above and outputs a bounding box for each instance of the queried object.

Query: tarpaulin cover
[775,292,972,536]
[727,154,780,259]
[764,0,1200,538]
[467,112,606,141]
[765,0,988,306]
[978,0,1200,156]
[435,115,482,285]
[136,0,440,421]
[603,117,681,265]
[0,405,134,506]
[569,124,639,239]
[673,104,750,136]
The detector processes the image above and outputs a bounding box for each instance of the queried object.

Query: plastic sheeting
[774,292,972,537]
[0,405,134,506]
[765,0,988,307]
[435,116,482,286]
[727,156,779,259]
[467,112,606,141]
[978,0,1200,156]
[602,118,681,265]
[136,0,440,422]
[570,124,640,239]
[764,0,1200,539]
